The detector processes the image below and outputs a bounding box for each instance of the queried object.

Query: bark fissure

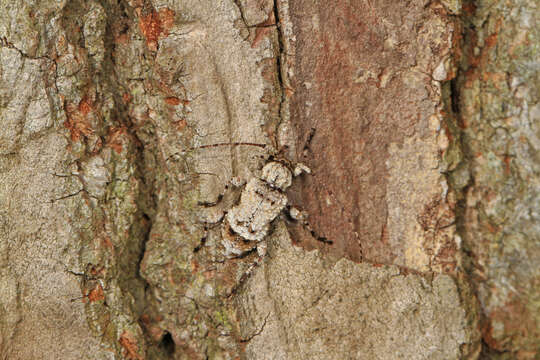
[239,312,270,343]
[273,0,286,147]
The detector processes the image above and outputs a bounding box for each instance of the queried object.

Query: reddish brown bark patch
[482,297,539,357]
[78,96,92,116]
[63,100,94,141]
[139,8,175,50]
[164,96,181,106]
[87,283,105,303]
[119,331,143,360]
[286,1,444,264]
[251,10,276,48]
[106,126,127,154]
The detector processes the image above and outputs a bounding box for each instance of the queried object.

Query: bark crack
[0,36,52,62]
[273,0,286,139]
[232,0,249,29]
[48,189,86,203]
[239,312,270,343]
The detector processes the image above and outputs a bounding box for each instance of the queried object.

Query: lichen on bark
[1,0,538,359]
[451,0,540,357]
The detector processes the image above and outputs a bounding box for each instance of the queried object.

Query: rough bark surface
[284,0,459,273]
[0,0,537,359]
[453,0,539,358]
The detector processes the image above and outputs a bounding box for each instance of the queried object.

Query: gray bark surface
[0,0,537,359]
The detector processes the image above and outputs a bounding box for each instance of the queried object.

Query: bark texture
[453,1,540,357]
[0,0,537,359]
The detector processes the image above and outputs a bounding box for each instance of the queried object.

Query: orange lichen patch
[486,222,500,234]
[122,93,132,104]
[87,283,105,303]
[115,32,129,44]
[139,8,175,50]
[463,68,480,88]
[190,259,200,274]
[503,155,512,175]
[101,236,114,250]
[140,313,151,326]
[462,2,477,15]
[281,87,294,99]
[56,35,68,54]
[158,8,175,33]
[107,126,128,154]
[485,20,501,48]
[484,30,499,49]
[119,331,143,360]
[64,115,92,141]
[172,118,187,131]
[64,102,93,142]
[78,97,93,116]
[165,96,181,106]
[440,118,454,143]
[463,19,502,88]
[164,97,190,107]
[451,28,464,63]
[139,11,161,46]
[481,72,506,88]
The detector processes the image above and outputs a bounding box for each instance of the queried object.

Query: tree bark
[0,0,537,359]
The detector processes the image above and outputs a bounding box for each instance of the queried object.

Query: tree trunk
[0,0,537,359]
